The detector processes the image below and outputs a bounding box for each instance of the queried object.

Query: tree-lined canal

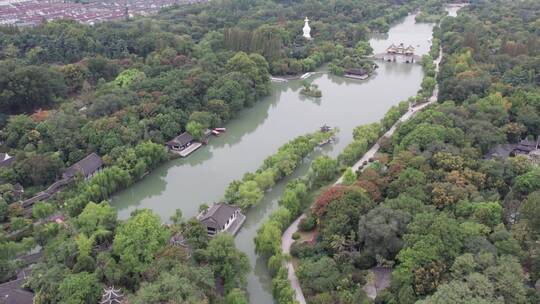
[111,12,438,303]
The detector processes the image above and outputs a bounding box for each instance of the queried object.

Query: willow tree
[250,25,287,62]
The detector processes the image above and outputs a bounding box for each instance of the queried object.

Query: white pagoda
[303,17,312,39]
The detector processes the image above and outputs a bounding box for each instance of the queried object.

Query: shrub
[299,214,316,231]
[354,251,377,269]
[290,242,322,259]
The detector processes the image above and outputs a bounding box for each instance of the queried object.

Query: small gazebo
[320,124,332,132]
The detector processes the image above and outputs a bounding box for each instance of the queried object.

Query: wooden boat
[270,77,288,83]
[318,137,335,147]
[212,130,220,136]
[300,72,312,79]
[214,128,227,132]
[344,73,369,80]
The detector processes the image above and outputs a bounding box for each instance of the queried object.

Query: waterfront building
[166,132,194,152]
[62,152,104,180]
[344,68,369,80]
[198,203,244,236]
[384,43,416,63]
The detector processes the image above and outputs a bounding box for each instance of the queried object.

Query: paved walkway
[281,49,443,304]
[364,267,393,299]
[281,215,307,304]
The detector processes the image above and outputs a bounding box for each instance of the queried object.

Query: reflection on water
[370,13,435,56]
[110,11,438,304]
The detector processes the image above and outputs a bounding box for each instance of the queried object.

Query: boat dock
[177,142,202,157]
[226,213,246,236]
[344,73,369,80]
[270,72,320,82]
[300,72,313,79]
[271,77,288,83]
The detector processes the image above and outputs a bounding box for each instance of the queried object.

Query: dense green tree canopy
[204,233,250,293]
[112,209,169,275]
[1,0,539,303]
[295,2,540,302]
[57,272,101,304]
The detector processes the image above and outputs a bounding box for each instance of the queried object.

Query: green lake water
[111,12,438,303]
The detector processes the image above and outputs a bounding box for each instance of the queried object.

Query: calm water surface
[112,12,437,304]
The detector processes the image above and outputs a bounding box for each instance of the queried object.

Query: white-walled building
[198,203,243,236]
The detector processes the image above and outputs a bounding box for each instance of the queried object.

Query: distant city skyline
[0,0,204,27]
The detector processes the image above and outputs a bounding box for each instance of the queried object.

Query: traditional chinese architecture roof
[63,153,103,179]
[320,124,332,132]
[199,203,240,229]
[387,42,415,55]
[514,136,539,154]
[485,143,514,160]
[529,150,540,165]
[346,68,367,76]
[0,153,10,161]
[386,43,398,53]
[405,45,415,54]
[100,286,123,304]
[13,183,23,192]
[0,152,14,167]
[0,279,34,304]
[166,132,194,147]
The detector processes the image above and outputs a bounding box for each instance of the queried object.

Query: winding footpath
[281,49,443,304]
[281,214,307,304]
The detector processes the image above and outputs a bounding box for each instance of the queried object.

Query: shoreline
[280,30,445,304]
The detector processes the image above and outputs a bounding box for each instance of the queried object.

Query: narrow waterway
[111,12,436,304]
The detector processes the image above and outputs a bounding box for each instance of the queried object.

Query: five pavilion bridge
[373,43,421,63]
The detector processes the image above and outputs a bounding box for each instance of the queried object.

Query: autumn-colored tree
[312,186,347,218]
[413,261,445,296]
[431,182,467,208]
